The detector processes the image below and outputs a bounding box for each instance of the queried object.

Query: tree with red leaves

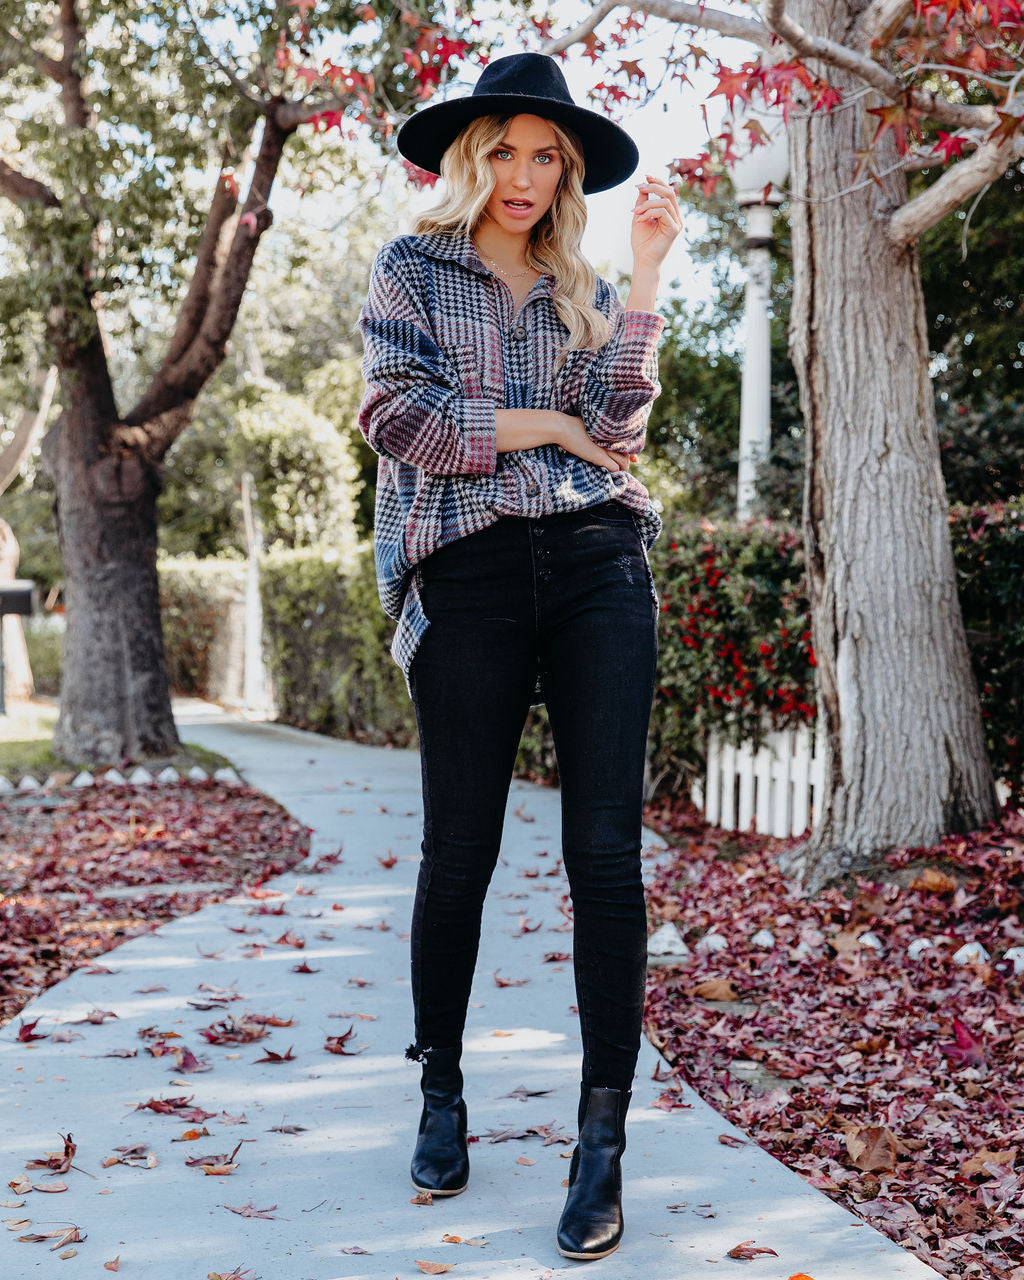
[0,0,479,763]
[544,0,1024,885]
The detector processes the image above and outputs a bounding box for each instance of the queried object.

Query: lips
[503,200,533,210]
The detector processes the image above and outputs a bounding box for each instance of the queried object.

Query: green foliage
[303,356,379,538]
[158,389,362,559]
[914,163,1024,403]
[674,167,1024,516]
[950,503,1024,790]
[158,558,246,697]
[259,546,414,746]
[22,615,63,697]
[936,394,1024,505]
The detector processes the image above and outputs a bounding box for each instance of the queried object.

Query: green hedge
[22,614,64,697]
[158,557,246,697]
[951,503,1024,788]
[258,546,413,747]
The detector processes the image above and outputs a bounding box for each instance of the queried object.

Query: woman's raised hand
[630,173,682,271]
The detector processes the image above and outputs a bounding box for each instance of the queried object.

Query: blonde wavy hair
[412,114,610,365]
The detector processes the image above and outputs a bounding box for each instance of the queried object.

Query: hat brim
[396,94,639,195]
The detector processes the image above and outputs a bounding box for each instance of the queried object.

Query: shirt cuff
[462,399,498,476]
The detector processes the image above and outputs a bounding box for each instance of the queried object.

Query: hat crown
[471,53,574,107]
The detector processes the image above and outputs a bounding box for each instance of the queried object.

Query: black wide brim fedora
[396,52,639,196]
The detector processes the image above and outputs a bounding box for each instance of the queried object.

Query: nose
[511,158,532,189]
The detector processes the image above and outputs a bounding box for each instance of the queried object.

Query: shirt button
[513,325,527,340]
[526,483,540,497]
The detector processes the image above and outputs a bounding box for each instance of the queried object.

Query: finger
[633,195,680,224]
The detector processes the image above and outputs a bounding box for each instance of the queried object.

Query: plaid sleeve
[571,279,665,455]
[358,247,497,477]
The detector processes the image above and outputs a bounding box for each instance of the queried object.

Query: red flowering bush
[647,507,1024,801]
[646,516,816,795]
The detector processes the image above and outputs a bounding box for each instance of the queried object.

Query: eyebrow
[496,142,562,153]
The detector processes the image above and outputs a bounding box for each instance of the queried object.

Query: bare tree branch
[544,0,993,130]
[854,0,916,47]
[543,0,775,54]
[637,0,773,47]
[161,146,241,368]
[541,0,623,54]
[887,118,1023,244]
[125,111,294,448]
[761,0,912,98]
[0,157,62,207]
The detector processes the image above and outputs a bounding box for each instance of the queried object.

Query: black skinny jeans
[407,500,658,1091]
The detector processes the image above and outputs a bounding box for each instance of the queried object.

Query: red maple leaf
[324,1024,364,1055]
[708,62,754,111]
[866,100,923,154]
[940,1018,986,1068]
[933,131,968,161]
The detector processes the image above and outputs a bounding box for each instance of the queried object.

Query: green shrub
[950,502,1024,790]
[158,557,246,697]
[22,614,64,696]
[259,545,416,746]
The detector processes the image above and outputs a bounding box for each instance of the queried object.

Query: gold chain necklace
[484,255,533,279]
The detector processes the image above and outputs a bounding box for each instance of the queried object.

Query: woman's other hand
[556,413,633,472]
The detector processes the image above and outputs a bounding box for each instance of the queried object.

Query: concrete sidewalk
[0,699,940,1279]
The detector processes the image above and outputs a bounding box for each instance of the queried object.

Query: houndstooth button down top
[357,229,665,694]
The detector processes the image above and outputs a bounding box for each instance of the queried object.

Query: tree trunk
[783,2,998,888]
[45,349,179,763]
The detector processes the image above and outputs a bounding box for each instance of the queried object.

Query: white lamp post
[729,113,789,520]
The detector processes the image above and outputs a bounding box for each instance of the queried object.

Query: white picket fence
[695,724,825,838]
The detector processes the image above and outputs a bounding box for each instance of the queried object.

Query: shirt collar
[411,229,490,277]
[411,229,554,287]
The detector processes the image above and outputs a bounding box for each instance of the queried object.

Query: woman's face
[481,114,565,236]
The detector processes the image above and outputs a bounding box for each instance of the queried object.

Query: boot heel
[556,1085,630,1260]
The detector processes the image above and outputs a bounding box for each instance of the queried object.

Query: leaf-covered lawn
[642,801,1024,1280]
[0,781,310,1027]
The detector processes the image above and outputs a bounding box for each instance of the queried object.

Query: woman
[358,51,681,1261]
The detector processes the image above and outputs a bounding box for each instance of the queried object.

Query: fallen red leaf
[726,1240,779,1259]
[324,1025,365,1055]
[254,1045,296,1064]
[939,1017,986,1069]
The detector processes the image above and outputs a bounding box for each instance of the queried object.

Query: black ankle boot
[556,1084,630,1260]
[408,1045,469,1196]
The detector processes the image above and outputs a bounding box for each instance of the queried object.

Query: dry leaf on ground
[726,1240,779,1259]
[224,1201,277,1218]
